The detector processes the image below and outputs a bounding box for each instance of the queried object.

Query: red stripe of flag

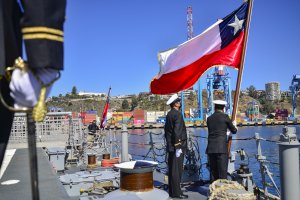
[100,88,111,129]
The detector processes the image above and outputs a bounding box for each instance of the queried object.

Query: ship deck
[0,148,76,200]
[0,148,208,200]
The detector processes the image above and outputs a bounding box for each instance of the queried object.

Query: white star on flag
[228,15,245,35]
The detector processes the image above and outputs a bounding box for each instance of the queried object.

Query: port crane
[289,74,300,118]
[206,66,233,117]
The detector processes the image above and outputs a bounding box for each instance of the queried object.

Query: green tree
[122,99,129,110]
[154,95,160,101]
[247,85,258,99]
[159,101,167,111]
[287,96,292,104]
[52,96,58,101]
[131,96,138,111]
[261,100,275,114]
[71,86,78,96]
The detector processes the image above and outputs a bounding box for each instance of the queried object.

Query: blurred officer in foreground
[206,100,237,182]
[164,94,188,199]
[0,0,66,167]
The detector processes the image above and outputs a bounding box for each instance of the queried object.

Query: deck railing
[9,112,84,144]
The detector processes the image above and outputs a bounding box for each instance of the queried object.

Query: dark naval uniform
[164,108,187,197]
[0,0,66,166]
[206,110,237,182]
[88,122,99,134]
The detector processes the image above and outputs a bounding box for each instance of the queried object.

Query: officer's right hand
[227,130,231,136]
[176,149,182,157]
[232,120,238,130]
[9,68,59,108]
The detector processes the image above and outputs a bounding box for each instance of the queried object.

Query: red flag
[150,2,249,94]
[100,87,111,129]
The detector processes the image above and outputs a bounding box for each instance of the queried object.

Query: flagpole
[100,86,111,129]
[228,0,254,155]
[107,86,111,99]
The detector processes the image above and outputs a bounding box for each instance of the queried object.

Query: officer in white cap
[206,100,237,183]
[164,94,188,199]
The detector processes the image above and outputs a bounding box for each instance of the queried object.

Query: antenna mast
[187,6,193,40]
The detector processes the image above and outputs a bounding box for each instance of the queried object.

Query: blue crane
[289,74,300,118]
[181,82,203,121]
[206,66,233,117]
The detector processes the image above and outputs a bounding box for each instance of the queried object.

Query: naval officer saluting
[164,94,188,199]
[206,100,238,182]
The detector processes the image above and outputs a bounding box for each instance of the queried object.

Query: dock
[106,120,299,130]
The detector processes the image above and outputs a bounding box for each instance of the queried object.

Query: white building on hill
[78,92,106,97]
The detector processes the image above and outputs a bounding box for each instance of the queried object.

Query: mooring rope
[208,179,256,200]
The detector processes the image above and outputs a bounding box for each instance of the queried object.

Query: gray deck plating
[0,148,207,200]
[0,148,71,200]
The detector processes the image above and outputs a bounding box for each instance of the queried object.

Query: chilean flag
[150,2,249,94]
[100,87,111,129]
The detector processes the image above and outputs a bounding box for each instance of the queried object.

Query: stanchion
[121,124,129,162]
[278,126,300,200]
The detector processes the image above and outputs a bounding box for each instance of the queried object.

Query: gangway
[289,74,300,118]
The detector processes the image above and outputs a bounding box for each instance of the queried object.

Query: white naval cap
[114,160,158,169]
[213,100,227,105]
[166,94,180,105]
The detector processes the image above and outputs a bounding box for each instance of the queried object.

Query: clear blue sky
[51,0,300,97]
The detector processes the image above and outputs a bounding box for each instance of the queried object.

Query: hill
[46,91,298,117]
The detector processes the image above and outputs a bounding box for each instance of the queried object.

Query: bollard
[278,126,300,200]
[121,124,129,162]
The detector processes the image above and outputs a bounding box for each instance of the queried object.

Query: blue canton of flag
[220,2,249,48]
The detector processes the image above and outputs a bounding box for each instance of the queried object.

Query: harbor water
[124,125,300,196]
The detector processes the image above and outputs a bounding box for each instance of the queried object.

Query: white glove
[176,149,182,157]
[232,120,237,126]
[9,68,59,108]
[227,130,231,136]
[232,120,238,130]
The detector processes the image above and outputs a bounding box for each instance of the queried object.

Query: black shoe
[180,194,189,199]
[171,194,189,199]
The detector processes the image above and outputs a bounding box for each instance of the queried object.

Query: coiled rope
[208,179,256,200]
